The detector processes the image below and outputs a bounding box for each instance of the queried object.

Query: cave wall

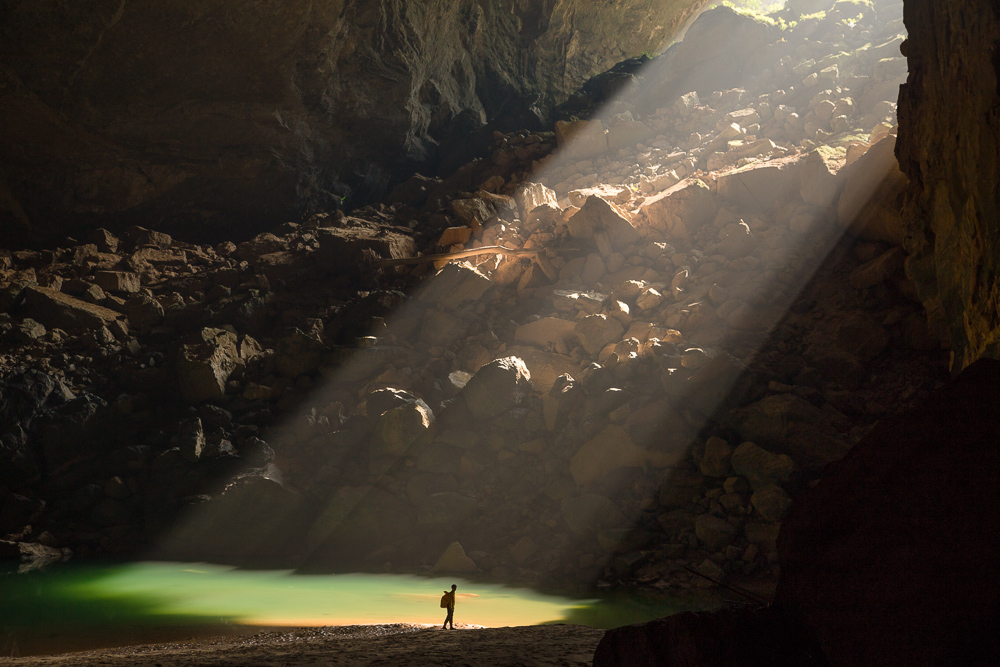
[897,0,1000,371]
[0,0,707,246]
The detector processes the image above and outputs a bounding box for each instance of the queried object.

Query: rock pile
[0,0,945,600]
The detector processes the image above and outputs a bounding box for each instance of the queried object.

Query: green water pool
[0,562,707,657]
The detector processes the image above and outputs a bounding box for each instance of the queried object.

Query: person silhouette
[442,584,457,629]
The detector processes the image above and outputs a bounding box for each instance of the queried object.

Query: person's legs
[444,607,454,629]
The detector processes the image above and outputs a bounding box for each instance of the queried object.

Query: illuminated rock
[460,356,532,420]
[419,263,492,311]
[638,179,716,239]
[575,314,625,356]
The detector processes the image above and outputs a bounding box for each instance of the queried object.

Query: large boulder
[21,285,121,331]
[176,327,241,403]
[638,179,716,239]
[459,356,532,420]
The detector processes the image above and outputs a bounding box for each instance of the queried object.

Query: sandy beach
[0,624,606,666]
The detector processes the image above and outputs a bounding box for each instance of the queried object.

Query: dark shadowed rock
[773,358,1000,666]
[593,608,827,667]
[460,356,532,420]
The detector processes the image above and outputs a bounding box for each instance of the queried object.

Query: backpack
[440,594,449,608]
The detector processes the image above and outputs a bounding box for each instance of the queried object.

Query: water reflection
[0,562,712,657]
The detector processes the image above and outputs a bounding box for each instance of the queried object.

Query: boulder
[123,294,165,329]
[431,541,477,574]
[575,314,625,356]
[460,356,532,420]
[316,227,416,271]
[370,400,435,460]
[566,196,640,250]
[717,156,804,213]
[514,317,578,349]
[849,247,906,290]
[416,492,479,526]
[695,513,737,550]
[729,394,851,472]
[560,494,627,538]
[275,328,327,378]
[93,270,141,294]
[700,436,733,477]
[21,285,121,331]
[837,135,907,244]
[799,147,842,208]
[419,263,492,310]
[514,182,558,221]
[306,486,413,557]
[176,327,241,403]
[571,425,649,486]
[639,179,717,239]
[751,484,792,523]
[171,417,206,462]
[730,441,797,491]
[501,345,578,394]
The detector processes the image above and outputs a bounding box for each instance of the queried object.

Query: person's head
[451,584,457,590]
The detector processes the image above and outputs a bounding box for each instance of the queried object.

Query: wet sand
[0,624,606,666]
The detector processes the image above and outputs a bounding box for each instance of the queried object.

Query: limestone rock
[560,494,626,538]
[123,294,165,329]
[575,314,625,356]
[419,263,492,310]
[717,222,759,259]
[717,156,804,213]
[21,285,120,331]
[838,135,907,244]
[275,328,327,378]
[514,182,558,221]
[514,317,577,349]
[730,441,797,491]
[460,356,532,420]
[570,425,642,486]
[849,247,906,290]
[700,436,733,477]
[501,345,578,394]
[417,492,478,526]
[93,271,141,294]
[176,327,241,403]
[750,484,792,522]
[729,394,851,472]
[639,179,717,239]
[695,513,737,550]
[799,146,842,208]
[317,227,416,271]
[431,542,478,574]
[566,196,640,250]
[371,401,435,459]
[171,417,206,462]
